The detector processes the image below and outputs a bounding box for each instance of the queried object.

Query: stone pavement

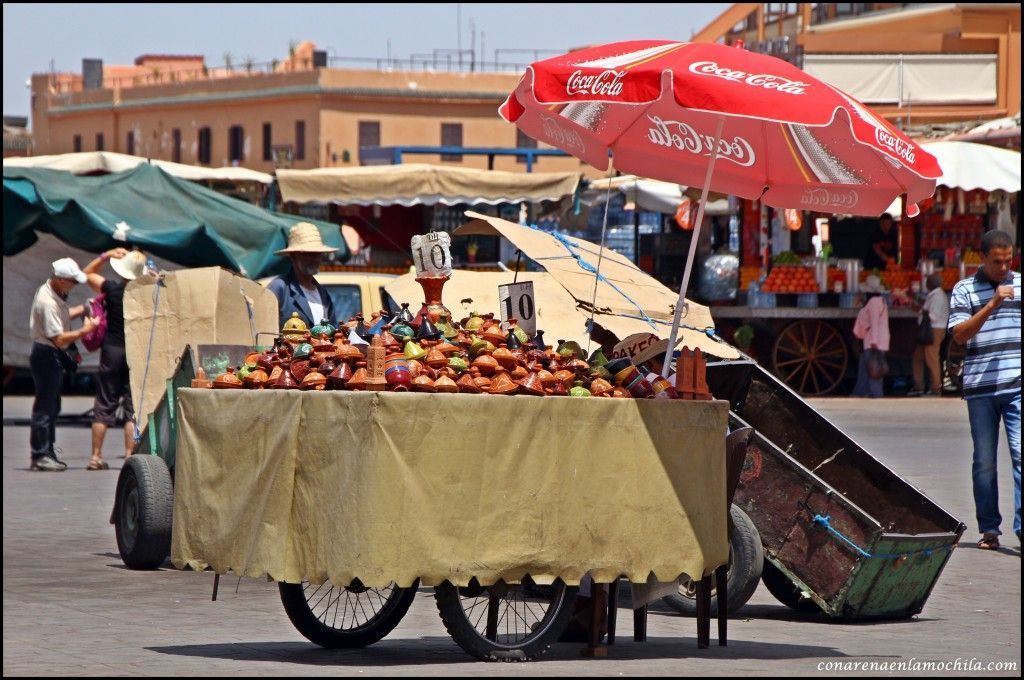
[2,395,1020,676]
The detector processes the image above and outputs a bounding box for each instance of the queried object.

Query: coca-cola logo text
[874,128,916,164]
[800,187,859,209]
[541,116,585,152]
[688,61,809,95]
[565,69,626,97]
[646,115,756,167]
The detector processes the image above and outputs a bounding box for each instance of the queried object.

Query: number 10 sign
[498,281,536,337]
[411,232,453,277]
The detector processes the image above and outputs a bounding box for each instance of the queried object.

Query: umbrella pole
[661,115,725,378]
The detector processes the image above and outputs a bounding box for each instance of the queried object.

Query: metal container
[837,259,862,294]
[814,260,830,293]
[707,361,964,620]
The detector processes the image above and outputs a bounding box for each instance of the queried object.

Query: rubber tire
[663,505,764,616]
[279,580,418,648]
[761,559,821,613]
[115,455,174,570]
[434,579,578,662]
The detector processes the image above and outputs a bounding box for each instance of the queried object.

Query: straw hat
[110,251,147,281]
[275,222,337,256]
[861,274,887,294]
[611,332,671,366]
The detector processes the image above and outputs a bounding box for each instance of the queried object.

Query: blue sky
[3,3,729,119]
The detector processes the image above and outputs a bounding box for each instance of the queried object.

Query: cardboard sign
[411,232,452,277]
[498,281,536,337]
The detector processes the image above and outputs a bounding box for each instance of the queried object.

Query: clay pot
[416,317,443,342]
[481,325,507,346]
[536,369,556,387]
[384,353,412,392]
[390,323,416,345]
[556,339,584,360]
[290,359,311,383]
[456,373,482,394]
[510,365,529,381]
[406,359,425,379]
[516,371,546,396]
[553,369,575,388]
[605,357,633,377]
[213,367,243,389]
[310,318,336,339]
[610,386,632,399]
[488,368,519,395]
[547,381,568,397]
[410,374,437,393]
[378,326,401,353]
[463,312,485,332]
[243,367,269,389]
[272,361,299,389]
[628,377,655,399]
[300,371,327,391]
[327,361,353,390]
[281,312,309,346]
[470,338,496,357]
[435,340,460,357]
[568,381,591,397]
[403,340,427,362]
[434,374,459,394]
[651,375,678,399]
[589,377,613,397]
[471,354,499,376]
[471,368,492,391]
[191,366,212,389]
[425,348,448,369]
[292,342,314,361]
[447,356,469,373]
[492,346,517,370]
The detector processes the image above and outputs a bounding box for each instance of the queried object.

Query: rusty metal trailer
[707,357,965,619]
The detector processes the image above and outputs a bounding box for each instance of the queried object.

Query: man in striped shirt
[948,230,1020,551]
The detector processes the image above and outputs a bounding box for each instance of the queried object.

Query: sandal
[86,458,110,471]
[978,533,1000,550]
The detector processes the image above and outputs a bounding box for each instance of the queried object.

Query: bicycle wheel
[434,577,577,662]
[279,578,418,648]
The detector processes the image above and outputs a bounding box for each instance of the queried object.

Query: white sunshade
[3,151,273,184]
[921,141,1020,193]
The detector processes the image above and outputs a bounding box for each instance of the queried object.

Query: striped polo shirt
[948,270,1021,399]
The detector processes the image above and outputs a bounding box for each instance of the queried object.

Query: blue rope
[812,515,949,560]
[528,225,658,331]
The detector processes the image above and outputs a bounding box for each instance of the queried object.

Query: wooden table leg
[716,564,728,646]
[580,583,608,657]
[696,575,711,649]
[633,604,648,642]
[607,579,618,645]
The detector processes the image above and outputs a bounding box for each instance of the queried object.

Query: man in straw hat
[28,257,98,471]
[81,247,144,470]
[267,222,339,329]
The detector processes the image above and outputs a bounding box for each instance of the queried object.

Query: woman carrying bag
[852,275,890,398]
[909,273,950,396]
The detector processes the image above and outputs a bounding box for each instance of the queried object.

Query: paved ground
[3,395,1020,676]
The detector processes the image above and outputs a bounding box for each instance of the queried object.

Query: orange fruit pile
[761,266,818,293]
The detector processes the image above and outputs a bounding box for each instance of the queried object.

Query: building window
[73,134,82,153]
[441,123,462,161]
[228,125,244,163]
[126,131,135,156]
[358,121,380,164]
[198,127,211,164]
[515,128,537,164]
[295,120,306,161]
[262,123,272,161]
[172,128,181,163]
[95,133,104,151]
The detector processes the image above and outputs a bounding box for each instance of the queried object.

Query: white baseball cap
[51,257,86,284]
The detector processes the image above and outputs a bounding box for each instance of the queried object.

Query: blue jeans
[852,350,884,398]
[967,392,1021,536]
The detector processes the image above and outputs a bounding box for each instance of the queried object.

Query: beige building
[29,43,587,175]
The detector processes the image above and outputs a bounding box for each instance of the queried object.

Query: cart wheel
[772,320,848,396]
[434,577,577,662]
[115,454,173,570]
[761,559,820,613]
[942,338,966,393]
[279,579,418,648]
[663,505,764,616]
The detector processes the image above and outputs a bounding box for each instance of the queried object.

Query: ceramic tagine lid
[282,312,309,344]
[456,373,482,394]
[569,380,591,397]
[310,318,336,339]
[242,367,269,389]
[410,374,437,393]
[300,370,327,391]
[488,367,519,395]
[213,366,244,389]
[434,374,459,394]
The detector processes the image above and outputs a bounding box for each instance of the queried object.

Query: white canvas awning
[3,151,273,184]
[451,211,739,359]
[585,175,732,215]
[276,163,581,207]
[922,141,1021,192]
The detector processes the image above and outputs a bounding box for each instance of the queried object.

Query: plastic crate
[749,291,777,308]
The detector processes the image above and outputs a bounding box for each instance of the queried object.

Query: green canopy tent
[4,163,348,279]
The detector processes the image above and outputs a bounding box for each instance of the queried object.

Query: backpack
[82,293,108,352]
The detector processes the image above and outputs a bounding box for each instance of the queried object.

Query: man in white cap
[267,222,339,329]
[81,247,142,470]
[28,258,98,471]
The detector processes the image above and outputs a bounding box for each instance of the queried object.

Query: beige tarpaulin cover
[124,267,278,422]
[171,390,729,588]
[276,163,581,206]
[3,151,273,183]
[454,212,740,359]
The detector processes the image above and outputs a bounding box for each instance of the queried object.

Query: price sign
[411,232,452,277]
[498,281,536,337]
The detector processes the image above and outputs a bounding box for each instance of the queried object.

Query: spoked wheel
[434,577,577,662]
[772,320,849,396]
[279,579,418,648]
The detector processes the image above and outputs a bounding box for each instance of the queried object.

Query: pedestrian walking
[82,247,141,470]
[28,258,98,471]
[949,230,1021,550]
[851,275,890,398]
[909,273,950,396]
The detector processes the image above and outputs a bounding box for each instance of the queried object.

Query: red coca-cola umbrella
[499,40,941,374]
